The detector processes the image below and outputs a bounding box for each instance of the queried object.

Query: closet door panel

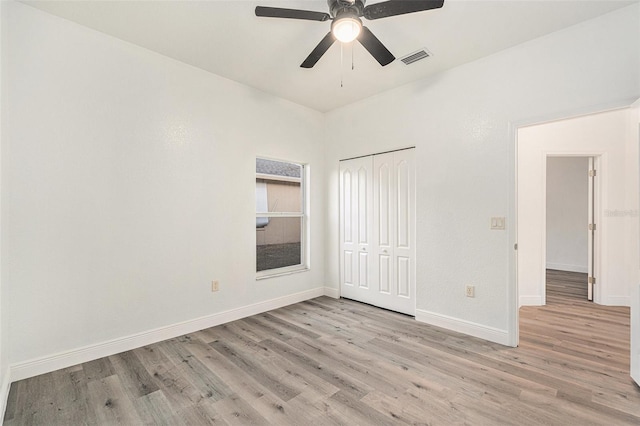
[377,163,391,247]
[396,159,410,249]
[357,165,371,289]
[397,256,410,297]
[340,156,374,301]
[357,166,370,245]
[374,153,394,299]
[341,168,355,287]
[343,251,354,285]
[393,150,415,305]
[379,254,391,293]
[359,252,369,289]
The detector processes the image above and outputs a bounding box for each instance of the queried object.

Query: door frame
[509,98,636,347]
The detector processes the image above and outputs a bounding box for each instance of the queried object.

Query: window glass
[256,158,306,275]
[256,217,302,271]
[256,159,302,213]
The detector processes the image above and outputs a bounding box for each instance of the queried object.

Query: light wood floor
[5,276,639,425]
[545,268,589,303]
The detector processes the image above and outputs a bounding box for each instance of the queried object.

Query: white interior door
[387,149,416,315]
[340,149,415,316]
[631,99,640,386]
[339,156,373,302]
[373,153,394,303]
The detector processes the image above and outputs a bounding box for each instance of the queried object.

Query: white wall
[545,157,589,273]
[325,4,640,344]
[518,109,631,306]
[2,1,326,373]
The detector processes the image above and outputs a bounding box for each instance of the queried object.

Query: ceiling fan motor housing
[329,0,365,19]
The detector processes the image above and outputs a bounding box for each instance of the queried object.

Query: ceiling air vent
[400,48,432,65]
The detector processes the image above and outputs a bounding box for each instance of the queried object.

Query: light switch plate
[490,217,506,230]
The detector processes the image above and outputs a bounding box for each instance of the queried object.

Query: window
[256,158,307,277]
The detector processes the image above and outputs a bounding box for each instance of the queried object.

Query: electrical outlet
[211,280,219,292]
[466,285,475,298]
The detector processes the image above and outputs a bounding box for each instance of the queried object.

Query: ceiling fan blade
[357,27,395,66]
[301,32,336,68]
[255,6,330,21]
[363,0,444,20]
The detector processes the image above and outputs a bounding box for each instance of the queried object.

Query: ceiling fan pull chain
[351,42,355,70]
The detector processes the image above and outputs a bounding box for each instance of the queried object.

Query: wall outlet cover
[466,285,475,297]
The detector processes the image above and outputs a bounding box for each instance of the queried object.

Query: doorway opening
[513,104,639,387]
[545,156,596,305]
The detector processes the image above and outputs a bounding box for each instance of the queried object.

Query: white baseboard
[323,286,340,299]
[520,295,629,307]
[415,309,510,346]
[0,368,11,422]
[10,287,326,382]
[519,296,543,306]
[604,296,630,307]
[546,263,588,273]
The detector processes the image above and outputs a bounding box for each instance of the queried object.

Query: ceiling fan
[255,0,445,68]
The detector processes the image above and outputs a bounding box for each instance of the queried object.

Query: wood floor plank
[49,366,91,425]
[108,350,160,398]
[5,270,639,425]
[180,335,275,402]
[86,374,143,425]
[2,380,18,423]
[259,337,373,399]
[209,338,302,402]
[134,389,186,426]
[210,393,269,426]
[242,393,304,426]
[193,327,340,406]
[324,390,397,425]
[140,357,205,410]
[81,357,116,382]
[7,371,60,426]
[280,336,408,397]
[158,336,232,402]
[256,312,323,340]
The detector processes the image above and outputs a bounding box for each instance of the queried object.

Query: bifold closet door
[339,156,373,302]
[339,149,415,315]
[373,150,415,315]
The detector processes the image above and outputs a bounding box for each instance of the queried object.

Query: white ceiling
[23,0,637,112]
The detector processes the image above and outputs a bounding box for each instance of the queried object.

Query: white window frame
[256,158,309,279]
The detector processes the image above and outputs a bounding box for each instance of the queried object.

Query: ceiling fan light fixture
[332,16,362,43]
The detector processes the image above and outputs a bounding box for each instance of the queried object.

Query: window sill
[256,267,310,281]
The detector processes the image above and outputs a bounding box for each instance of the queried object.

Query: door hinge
[588,223,596,231]
[589,169,597,177]
[588,276,596,285]
[514,243,518,250]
